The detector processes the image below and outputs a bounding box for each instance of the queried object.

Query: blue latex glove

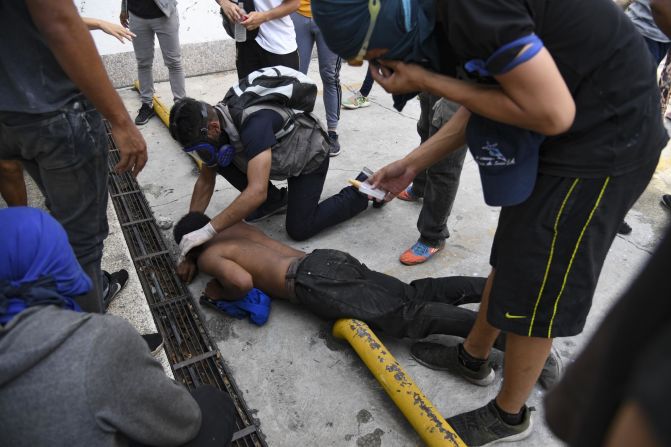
[205,288,271,326]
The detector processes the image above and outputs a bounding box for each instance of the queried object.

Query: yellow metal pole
[332,319,467,447]
[132,80,202,169]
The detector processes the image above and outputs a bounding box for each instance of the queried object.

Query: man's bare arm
[198,252,253,300]
[190,166,218,213]
[82,17,135,43]
[26,0,147,176]
[372,47,575,136]
[370,107,470,195]
[209,150,272,232]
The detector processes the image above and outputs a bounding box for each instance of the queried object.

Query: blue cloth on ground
[0,207,90,324]
[210,288,271,326]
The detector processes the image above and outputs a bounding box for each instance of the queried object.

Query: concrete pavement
[3,60,668,446]
[114,62,670,446]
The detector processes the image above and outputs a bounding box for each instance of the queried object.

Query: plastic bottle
[234,2,247,43]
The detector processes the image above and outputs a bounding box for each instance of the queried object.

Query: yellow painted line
[132,80,202,170]
[333,319,467,447]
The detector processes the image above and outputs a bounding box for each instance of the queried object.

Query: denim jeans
[291,12,342,130]
[292,249,488,340]
[0,96,109,312]
[412,93,467,246]
[129,12,186,105]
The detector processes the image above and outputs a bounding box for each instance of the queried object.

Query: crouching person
[169,66,377,261]
[0,207,236,447]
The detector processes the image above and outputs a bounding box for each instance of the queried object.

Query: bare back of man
[193,222,304,300]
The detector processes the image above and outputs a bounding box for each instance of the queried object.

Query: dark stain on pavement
[356,428,384,447]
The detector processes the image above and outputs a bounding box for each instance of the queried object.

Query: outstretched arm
[371,47,575,136]
[178,154,271,263]
[83,17,135,43]
[370,106,470,196]
[26,0,147,176]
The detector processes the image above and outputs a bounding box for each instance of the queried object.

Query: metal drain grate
[105,122,266,446]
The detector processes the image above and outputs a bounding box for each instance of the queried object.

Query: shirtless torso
[192,222,304,300]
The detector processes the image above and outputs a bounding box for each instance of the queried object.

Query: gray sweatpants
[412,93,467,246]
[129,12,186,105]
[291,12,341,130]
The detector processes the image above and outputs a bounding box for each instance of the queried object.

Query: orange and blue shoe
[397,185,420,202]
[399,240,445,265]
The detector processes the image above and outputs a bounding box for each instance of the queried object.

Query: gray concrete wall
[103,39,236,88]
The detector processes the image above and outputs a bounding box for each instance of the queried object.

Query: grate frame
[106,122,266,446]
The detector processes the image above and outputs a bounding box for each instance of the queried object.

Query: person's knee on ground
[285,220,315,242]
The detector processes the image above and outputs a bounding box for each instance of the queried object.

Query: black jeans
[412,93,467,246]
[292,249,487,340]
[219,157,369,241]
[0,96,109,313]
[236,38,300,79]
[285,156,368,240]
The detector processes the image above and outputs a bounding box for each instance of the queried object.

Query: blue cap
[466,114,544,207]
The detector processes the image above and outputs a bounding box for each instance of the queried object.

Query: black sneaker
[135,103,155,125]
[448,400,533,446]
[103,269,129,311]
[662,194,671,210]
[244,188,288,222]
[410,342,495,386]
[538,347,563,390]
[328,131,341,157]
[617,220,632,235]
[141,332,164,357]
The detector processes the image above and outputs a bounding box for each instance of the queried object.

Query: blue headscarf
[0,207,91,324]
[313,0,439,69]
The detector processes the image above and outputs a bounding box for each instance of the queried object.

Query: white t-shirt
[253,0,297,54]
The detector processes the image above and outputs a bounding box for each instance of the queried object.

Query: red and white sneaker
[397,185,420,202]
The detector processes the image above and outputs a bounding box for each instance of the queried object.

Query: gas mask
[170,100,236,168]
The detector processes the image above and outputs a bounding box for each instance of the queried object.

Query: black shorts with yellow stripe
[487,157,658,338]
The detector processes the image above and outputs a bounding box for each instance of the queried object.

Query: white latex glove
[177,222,217,263]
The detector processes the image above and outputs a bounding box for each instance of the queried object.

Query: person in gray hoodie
[0,207,235,447]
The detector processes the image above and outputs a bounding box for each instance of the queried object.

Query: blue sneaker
[399,240,445,265]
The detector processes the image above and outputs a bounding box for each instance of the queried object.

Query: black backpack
[223,65,318,130]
